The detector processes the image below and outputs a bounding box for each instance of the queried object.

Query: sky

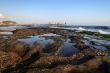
[0,0,110,25]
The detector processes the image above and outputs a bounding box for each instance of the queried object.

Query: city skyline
[0,0,110,25]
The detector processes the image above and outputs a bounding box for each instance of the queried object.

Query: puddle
[0,26,30,35]
[84,35,110,50]
[18,33,61,46]
[0,26,29,31]
[18,33,79,56]
[39,33,60,37]
[0,32,13,35]
[92,39,110,46]
[60,42,79,56]
[18,36,55,46]
[94,46,108,50]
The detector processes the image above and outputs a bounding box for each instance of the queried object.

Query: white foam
[78,27,87,31]
[98,30,110,34]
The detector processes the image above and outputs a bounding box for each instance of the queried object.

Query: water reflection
[60,42,79,56]
[0,32,13,35]
[18,36,55,46]
[18,33,79,56]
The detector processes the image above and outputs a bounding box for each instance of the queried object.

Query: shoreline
[0,26,110,73]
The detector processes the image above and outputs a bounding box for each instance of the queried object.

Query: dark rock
[0,51,21,69]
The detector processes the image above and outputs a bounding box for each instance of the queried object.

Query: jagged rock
[0,51,21,69]
[12,43,31,57]
[65,57,110,73]
[43,42,63,55]
[28,51,94,69]
[27,56,110,73]
[21,43,45,61]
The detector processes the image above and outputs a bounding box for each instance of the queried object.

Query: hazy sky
[0,0,110,25]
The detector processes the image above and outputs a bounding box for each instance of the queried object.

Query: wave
[77,27,87,31]
[98,30,110,34]
[76,27,110,35]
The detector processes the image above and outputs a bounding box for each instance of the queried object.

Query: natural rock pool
[18,33,79,56]
[83,35,110,50]
[0,26,110,73]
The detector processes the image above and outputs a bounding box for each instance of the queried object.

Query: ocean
[52,25,110,34]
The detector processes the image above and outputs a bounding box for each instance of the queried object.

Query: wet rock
[43,44,56,53]
[54,36,64,42]
[0,39,18,52]
[28,50,95,69]
[1,39,32,59]
[13,29,38,36]
[27,66,64,73]
[28,56,71,68]
[27,56,108,73]
[75,41,89,50]
[66,57,110,73]
[94,49,110,56]
[23,43,45,60]
[0,38,34,59]
[69,35,82,42]
[43,42,64,55]
[0,51,21,69]
[0,28,110,73]
[90,41,96,45]
[0,40,7,52]
[12,43,31,57]
[27,56,110,73]
[0,35,3,39]
[79,48,96,56]
[33,43,46,53]
[1,51,40,73]
[69,35,90,51]
[13,28,68,36]
[106,45,110,50]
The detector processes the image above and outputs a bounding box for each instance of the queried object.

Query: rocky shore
[0,27,110,73]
